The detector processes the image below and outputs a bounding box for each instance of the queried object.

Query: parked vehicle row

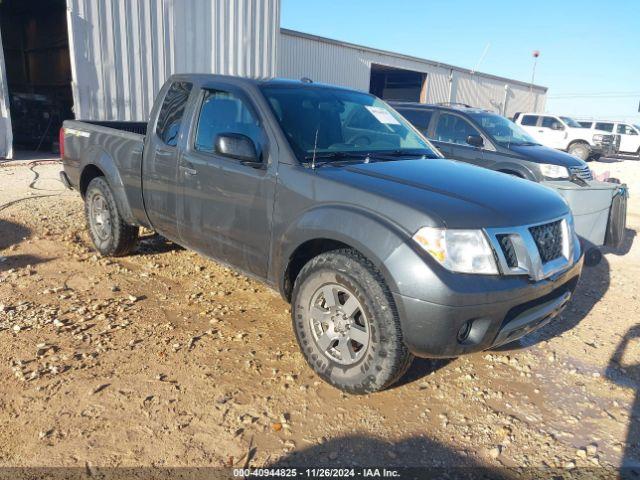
[394,102,628,266]
[390,102,593,182]
[60,74,584,393]
[578,120,640,156]
[513,112,618,161]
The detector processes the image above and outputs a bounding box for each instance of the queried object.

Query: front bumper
[392,253,583,358]
[591,142,616,156]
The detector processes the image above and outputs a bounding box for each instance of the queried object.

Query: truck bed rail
[77,120,147,136]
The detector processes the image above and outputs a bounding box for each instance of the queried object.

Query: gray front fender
[271,205,413,298]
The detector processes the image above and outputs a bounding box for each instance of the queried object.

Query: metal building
[279,29,547,119]
[0,0,279,159]
[0,0,547,160]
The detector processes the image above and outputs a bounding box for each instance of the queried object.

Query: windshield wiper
[302,151,371,168]
[366,149,436,160]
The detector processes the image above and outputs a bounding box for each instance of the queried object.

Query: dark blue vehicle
[391,102,593,183]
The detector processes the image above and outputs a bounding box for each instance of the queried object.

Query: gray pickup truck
[60,74,584,393]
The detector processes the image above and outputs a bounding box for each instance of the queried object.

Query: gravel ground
[0,158,638,474]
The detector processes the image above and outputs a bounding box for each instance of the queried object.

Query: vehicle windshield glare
[560,116,583,128]
[468,112,538,146]
[260,85,436,162]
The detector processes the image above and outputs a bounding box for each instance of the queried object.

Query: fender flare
[271,205,414,298]
[493,161,537,181]
[81,145,137,225]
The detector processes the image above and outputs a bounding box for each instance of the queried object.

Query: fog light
[457,321,472,343]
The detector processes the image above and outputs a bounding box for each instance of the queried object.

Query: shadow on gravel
[265,434,631,478]
[502,228,636,350]
[266,434,510,475]
[133,232,184,256]
[0,219,50,271]
[607,325,640,472]
[393,358,453,389]
[0,219,31,250]
[0,253,50,271]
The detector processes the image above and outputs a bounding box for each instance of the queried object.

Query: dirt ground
[0,157,639,473]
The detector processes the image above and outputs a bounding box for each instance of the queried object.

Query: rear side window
[578,121,593,128]
[520,115,538,126]
[156,81,193,146]
[434,113,481,145]
[194,89,262,153]
[618,124,638,135]
[397,109,433,134]
[595,122,614,132]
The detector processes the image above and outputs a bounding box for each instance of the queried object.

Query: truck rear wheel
[568,142,590,161]
[84,177,138,256]
[291,249,413,394]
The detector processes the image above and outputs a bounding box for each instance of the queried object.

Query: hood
[319,159,569,229]
[508,143,586,167]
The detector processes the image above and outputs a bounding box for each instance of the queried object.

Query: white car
[513,113,618,161]
[578,120,640,156]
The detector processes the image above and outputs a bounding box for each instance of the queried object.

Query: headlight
[413,227,498,274]
[539,163,570,179]
[593,134,604,142]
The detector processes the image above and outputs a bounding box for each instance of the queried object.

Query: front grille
[529,220,563,263]
[568,165,593,180]
[600,134,615,146]
[497,234,518,268]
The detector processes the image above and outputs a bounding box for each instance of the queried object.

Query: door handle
[181,166,197,176]
[538,130,544,133]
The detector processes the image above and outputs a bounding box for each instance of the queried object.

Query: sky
[281,0,640,123]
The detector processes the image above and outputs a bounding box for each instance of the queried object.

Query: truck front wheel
[291,249,413,394]
[568,142,590,161]
[84,177,138,256]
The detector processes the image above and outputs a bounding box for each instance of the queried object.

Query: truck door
[616,123,640,154]
[142,81,194,240]
[539,116,566,149]
[177,85,275,278]
[518,115,541,142]
[431,112,485,165]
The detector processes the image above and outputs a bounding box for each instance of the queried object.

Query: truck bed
[77,120,148,136]
[61,119,148,227]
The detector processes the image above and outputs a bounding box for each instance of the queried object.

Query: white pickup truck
[514,113,618,161]
[578,120,640,156]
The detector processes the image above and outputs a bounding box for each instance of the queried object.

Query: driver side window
[194,89,262,153]
[434,113,481,146]
[541,116,561,129]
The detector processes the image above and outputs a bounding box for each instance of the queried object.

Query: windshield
[635,124,640,132]
[260,85,436,162]
[560,116,583,128]
[467,111,538,146]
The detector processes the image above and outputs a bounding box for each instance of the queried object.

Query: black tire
[291,248,413,394]
[584,248,602,267]
[568,142,590,161]
[84,177,138,256]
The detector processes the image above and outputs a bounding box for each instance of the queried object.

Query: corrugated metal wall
[0,31,13,159]
[279,30,546,118]
[66,0,280,121]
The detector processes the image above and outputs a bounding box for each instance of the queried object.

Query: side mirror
[466,134,484,148]
[551,122,564,131]
[215,133,261,165]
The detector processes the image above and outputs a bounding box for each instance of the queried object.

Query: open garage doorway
[0,0,73,156]
[369,64,426,102]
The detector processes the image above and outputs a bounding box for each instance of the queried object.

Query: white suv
[514,113,618,161]
[578,120,640,156]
